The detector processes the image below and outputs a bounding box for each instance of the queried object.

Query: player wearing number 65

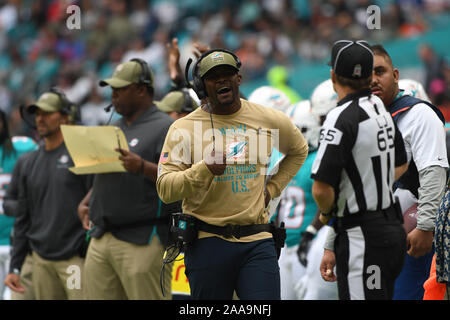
[312,40,408,300]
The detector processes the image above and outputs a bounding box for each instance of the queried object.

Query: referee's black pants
[333,209,407,300]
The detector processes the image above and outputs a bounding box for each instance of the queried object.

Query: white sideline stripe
[347,226,366,300]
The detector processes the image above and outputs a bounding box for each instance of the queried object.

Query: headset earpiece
[49,87,74,116]
[130,58,153,87]
[180,88,194,113]
[192,58,206,100]
[69,105,81,123]
[20,88,78,128]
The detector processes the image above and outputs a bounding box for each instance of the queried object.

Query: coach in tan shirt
[157,49,308,299]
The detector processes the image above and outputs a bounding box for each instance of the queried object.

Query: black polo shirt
[24,143,93,260]
[89,105,177,245]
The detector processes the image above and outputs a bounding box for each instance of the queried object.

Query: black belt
[103,216,170,232]
[196,220,273,239]
[333,204,402,231]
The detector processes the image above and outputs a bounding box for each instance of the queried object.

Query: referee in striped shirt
[312,40,409,300]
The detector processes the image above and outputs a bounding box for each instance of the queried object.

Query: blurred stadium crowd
[0,0,449,137]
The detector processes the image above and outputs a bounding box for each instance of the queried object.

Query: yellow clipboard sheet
[61,125,129,174]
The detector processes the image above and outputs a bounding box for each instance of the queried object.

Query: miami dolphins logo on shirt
[129,138,139,147]
[59,154,69,164]
[226,141,248,160]
[57,154,70,168]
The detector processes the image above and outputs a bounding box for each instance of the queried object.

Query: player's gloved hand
[297,227,316,267]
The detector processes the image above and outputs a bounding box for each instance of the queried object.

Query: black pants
[184,237,280,300]
[334,213,407,300]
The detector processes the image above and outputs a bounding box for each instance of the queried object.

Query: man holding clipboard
[78,59,176,300]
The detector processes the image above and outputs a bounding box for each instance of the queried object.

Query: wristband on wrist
[306,225,317,235]
[321,203,337,218]
[12,268,20,275]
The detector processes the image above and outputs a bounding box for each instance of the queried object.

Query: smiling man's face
[203,65,242,108]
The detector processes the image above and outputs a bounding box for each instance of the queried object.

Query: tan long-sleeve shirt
[156,99,308,242]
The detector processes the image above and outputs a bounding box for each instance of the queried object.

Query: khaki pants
[84,232,172,300]
[32,251,85,300]
[11,254,35,300]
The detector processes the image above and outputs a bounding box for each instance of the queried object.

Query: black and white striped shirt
[311,88,407,217]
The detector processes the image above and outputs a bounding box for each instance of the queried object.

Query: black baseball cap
[329,40,373,79]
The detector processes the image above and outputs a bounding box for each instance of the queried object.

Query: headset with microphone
[104,103,113,113]
[184,49,241,153]
[130,58,153,88]
[103,58,155,126]
[185,49,241,100]
[104,58,154,113]
[20,87,79,129]
[49,87,80,123]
